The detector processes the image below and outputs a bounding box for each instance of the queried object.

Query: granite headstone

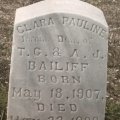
[7,0,108,120]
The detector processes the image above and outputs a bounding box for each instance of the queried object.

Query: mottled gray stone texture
[7,0,108,120]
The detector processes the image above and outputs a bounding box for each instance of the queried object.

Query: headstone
[7,0,108,120]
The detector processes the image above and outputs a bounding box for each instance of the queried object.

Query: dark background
[0,0,120,120]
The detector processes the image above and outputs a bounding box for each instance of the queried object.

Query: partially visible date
[48,116,63,120]
[47,116,98,120]
[50,88,101,100]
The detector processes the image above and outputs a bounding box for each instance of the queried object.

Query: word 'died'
[28,61,88,72]
[37,103,78,112]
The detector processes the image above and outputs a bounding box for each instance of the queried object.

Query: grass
[0,87,7,120]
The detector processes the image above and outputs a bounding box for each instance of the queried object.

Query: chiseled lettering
[83,20,90,30]
[28,61,36,70]
[21,34,44,43]
[39,61,47,70]
[99,29,106,38]
[94,90,101,99]
[77,19,84,27]
[28,61,88,72]
[72,63,79,71]
[12,87,22,97]
[48,17,54,25]
[72,76,80,83]
[24,89,32,97]
[39,19,46,26]
[17,26,24,33]
[33,20,40,28]
[37,103,45,111]
[63,17,69,24]
[16,17,55,34]
[53,47,61,56]
[69,18,76,26]
[90,24,101,34]
[18,47,25,56]
[50,61,64,71]
[90,24,107,38]
[63,16,89,29]
[50,61,54,70]
[9,116,40,120]
[24,24,32,31]
[71,49,79,57]
[34,90,41,100]
[93,117,98,120]
[55,62,63,71]
[61,76,69,83]
[50,75,57,83]
[12,87,41,100]
[36,103,97,112]
[70,104,77,112]
[81,63,88,71]
[34,48,41,56]
[86,89,92,98]
[58,104,65,111]
[48,116,62,120]
[38,74,81,84]
[58,35,66,42]
[61,75,81,84]
[38,75,46,83]
[62,16,106,38]
[72,116,98,120]
[93,50,100,58]
[57,116,63,120]
[85,117,91,120]
[21,35,25,42]
[48,116,54,120]
[65,62,69,71]
[50,104,53,111]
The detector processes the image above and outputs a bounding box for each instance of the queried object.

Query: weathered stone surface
[7,0,108,120]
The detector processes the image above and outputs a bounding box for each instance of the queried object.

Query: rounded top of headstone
[15,0,108,27]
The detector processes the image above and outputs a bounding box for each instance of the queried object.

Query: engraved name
[62,16,107,38]
[28,61,88,72]
[16,17,54,33]
[16,15,107,38]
